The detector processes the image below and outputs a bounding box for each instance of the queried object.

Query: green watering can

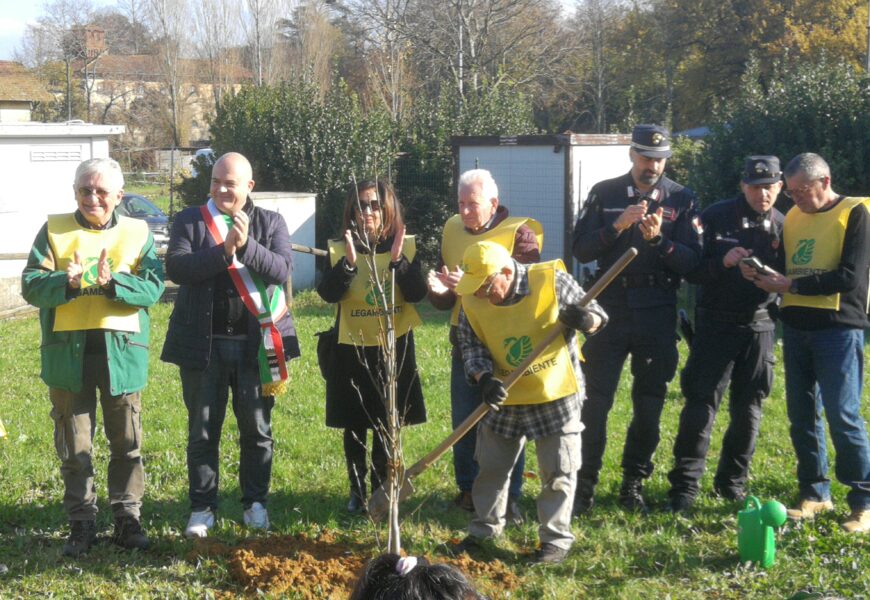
[737,495,787,568]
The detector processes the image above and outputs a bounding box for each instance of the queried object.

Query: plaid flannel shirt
[457,260,608,440]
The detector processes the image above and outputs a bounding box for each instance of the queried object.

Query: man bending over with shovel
[451,240,607,564]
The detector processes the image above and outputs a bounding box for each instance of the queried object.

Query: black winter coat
[317,237,427,430]
[161,199,300,370]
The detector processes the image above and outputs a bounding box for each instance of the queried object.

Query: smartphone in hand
[740,256,777,276]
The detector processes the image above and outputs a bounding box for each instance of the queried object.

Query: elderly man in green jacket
[22,157,164,557]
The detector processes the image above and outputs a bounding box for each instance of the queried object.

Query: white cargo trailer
[452,134,632,276]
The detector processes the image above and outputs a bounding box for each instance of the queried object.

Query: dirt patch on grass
[188,531,523,598]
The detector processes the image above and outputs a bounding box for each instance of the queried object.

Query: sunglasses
[357,200,382,214]
[77,186,114,199]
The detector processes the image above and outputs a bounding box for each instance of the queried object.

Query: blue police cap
[742,155,782,184]
[631,124,672,158]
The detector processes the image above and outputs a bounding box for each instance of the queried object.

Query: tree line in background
[15,0,870,262]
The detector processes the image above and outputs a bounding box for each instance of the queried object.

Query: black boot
[112,516,150,550]
[619,477,648,513]
[573,479,596,516]
[63,520,97,557]
[347,489,366,514]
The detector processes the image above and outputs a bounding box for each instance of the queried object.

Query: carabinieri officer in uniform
[571,124,702,514]
[665,155,784,513]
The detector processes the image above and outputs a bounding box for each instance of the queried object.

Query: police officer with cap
[664,155,784,513]
[572,124,702,514]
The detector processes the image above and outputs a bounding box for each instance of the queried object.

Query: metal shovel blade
[368,477,415,521]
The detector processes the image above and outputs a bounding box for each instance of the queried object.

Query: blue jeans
[451,354,524,499]
[782,325,870,510]
[180,338,275,511]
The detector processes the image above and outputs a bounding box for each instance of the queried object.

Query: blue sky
[0,0,114,61]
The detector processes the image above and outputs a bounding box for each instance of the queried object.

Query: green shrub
[693,56,870,204]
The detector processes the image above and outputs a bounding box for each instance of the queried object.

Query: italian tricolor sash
[201,199,289,395]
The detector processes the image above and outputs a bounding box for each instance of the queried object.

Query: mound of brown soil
[188,530,523,598]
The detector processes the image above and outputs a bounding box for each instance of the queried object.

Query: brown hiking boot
[455,491,475,512]
[532,543,570,564]
[842,508,869,533]
[786,499,834,521]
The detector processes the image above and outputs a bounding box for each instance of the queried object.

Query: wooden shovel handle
[404,247,638,479]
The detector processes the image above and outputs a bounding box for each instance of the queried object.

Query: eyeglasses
[77,186,113,199]
[358,200,381,214]
[783,178,824,199]
[477,274,498,297]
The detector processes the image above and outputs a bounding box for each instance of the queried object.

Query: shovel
[367,247,638,521]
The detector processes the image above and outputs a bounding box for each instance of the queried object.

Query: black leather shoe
[573,479,595,516]
[63,520,97,557]
[454,491,475,512]
[447,535,482,557]
[665,495,694,515]
[112,516,150,550]
[618,478,648,513]
[347,494,366,514]
[714,485,747,503]
[532,543,569,564]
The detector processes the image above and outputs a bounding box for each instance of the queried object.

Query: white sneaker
[243,502,270,530]
[185,508,215,538]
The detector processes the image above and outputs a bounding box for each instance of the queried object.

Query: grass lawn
[0,291,867,598]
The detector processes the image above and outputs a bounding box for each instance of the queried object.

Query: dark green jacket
[21,212,165,394]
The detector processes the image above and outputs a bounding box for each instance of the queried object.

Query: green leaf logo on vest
[792,239,815,265]
[364,277,393,308]
[504,336,533,367]
[82,256,115,286]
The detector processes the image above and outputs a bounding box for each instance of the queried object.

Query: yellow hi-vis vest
[47,213,149,332]
[782,197,870,311]
[461,260,578,406]
[441,214,543,325]
[329,236,422,346]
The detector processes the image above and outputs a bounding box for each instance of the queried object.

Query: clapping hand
[428,265,463,295]
[343,229,358,267]
[67,251,84,289]
[96,248,112,287]
[390,222,406,263]
[224,210,249,257]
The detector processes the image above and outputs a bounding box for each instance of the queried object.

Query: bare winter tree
[192,0,245,110]
[243,0,286,85]
[343,0,413,122]
[146,0,189,145]
[353,0,570,101]
[275,0,343,98]
[565,0,625,132]
[15,0,95,120]
[116,0,151,54]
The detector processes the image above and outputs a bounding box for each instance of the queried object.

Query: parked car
[117,193,170,249]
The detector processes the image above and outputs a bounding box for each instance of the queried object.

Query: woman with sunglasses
[317,179,428,513]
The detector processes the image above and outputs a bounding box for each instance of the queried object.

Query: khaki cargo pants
[49,355,144,521]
